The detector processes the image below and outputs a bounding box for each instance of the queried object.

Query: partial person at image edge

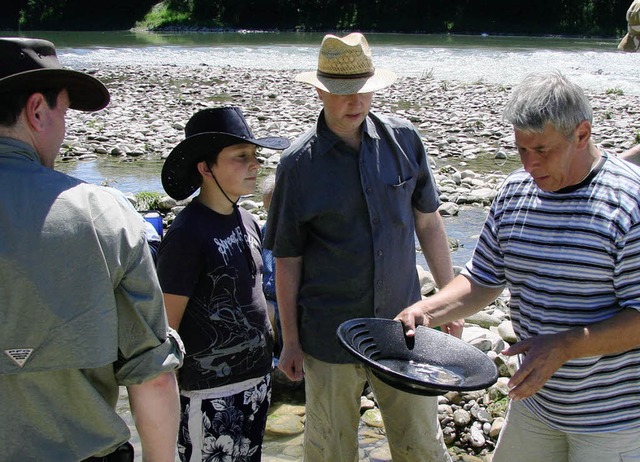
[619,0,640,51]
[396,72,640,461]
[0,36,184,462]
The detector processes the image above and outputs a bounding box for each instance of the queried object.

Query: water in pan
[377,359,464,386]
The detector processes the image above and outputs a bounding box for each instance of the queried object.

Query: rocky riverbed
[73,64,640,461]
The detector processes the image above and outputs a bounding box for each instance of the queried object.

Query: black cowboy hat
[161,106,290,201]
[0,37,109,111]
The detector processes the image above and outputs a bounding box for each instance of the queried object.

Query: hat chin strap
[210,169,238,208]
[208,165,257,278]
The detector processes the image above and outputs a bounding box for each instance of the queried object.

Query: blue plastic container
[141,210,163,238]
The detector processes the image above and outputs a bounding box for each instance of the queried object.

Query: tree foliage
[2,0,632,35]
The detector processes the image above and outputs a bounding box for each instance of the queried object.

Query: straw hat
[618,0,640,52]
[0,37,109,111]
[162,107,290,201]
[295,33,397,95]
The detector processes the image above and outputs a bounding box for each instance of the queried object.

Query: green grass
[135,191,164,211]
[605,88,624,96]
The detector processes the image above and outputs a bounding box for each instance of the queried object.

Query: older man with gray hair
[396,72,640,461]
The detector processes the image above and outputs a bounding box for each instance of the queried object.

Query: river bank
[64,64,640,462]
[61,64,640,173]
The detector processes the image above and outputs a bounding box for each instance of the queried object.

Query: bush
[135,191,164,211]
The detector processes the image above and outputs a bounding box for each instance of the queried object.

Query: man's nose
[519,151,537,172]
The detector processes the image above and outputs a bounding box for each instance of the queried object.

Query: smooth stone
[465,311,503,329]
[468,424,486,448]
[489,417,506,438]
[460,454,486,462]
[362,408,385,428]
[453,409,472,427]
[282,444,304,457]
[439,202,460,216]
[361,396,376,411]
[443,426,457,445]
[265,414,304,436]
[368,446,393,462]
[498,320,517,343]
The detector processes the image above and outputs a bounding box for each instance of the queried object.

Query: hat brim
[295,69,397,95]
[0,68,110,111]
[618,33,640,52]
[162,132,290,201]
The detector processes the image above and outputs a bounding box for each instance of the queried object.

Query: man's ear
[575,120,592,149]
[23,93,48,132]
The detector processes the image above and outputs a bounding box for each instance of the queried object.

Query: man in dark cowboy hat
[157,106,289,462]
[0,37,183,461]
[264,32,461,462]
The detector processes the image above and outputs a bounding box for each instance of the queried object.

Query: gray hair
[503,72,592,136]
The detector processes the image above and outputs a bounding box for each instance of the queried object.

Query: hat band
[316,69,375,80]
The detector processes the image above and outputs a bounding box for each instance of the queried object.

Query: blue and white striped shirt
[464,151,640,432]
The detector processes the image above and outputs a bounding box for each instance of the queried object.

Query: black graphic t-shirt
[157,200,274,390]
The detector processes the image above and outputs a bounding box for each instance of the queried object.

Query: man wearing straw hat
[0,37,183,461]
[619,0,640,52]
[264,32,460,462]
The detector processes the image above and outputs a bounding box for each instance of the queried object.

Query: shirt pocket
[382,176,417,227]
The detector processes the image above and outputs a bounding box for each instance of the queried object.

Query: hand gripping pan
[337,318,499,396]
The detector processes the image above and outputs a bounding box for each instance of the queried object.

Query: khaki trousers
[302,354,452,462]
[492,400,640,462]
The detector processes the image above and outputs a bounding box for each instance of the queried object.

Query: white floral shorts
[178,374,271,462]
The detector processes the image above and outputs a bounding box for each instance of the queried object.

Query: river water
[4,30,638,94]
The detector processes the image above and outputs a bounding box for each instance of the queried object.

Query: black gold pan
[337,318,499,396]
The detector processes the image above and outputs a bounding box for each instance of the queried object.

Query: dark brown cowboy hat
[0,37,109,111]
[161,107,290,201]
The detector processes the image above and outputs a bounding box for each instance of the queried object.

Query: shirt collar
[314,110,381,156]
[0,136,42,164]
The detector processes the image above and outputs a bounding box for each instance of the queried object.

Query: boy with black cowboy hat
[0,37,184,461]
[264,32,461,462]
[157,106,289,462]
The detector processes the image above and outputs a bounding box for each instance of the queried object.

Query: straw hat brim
[295,68,397,95]
[618,33,640,52]
[162,132,289,201]
[0,68,110,111]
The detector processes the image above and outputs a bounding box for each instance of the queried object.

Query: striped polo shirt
[463,151,640,432]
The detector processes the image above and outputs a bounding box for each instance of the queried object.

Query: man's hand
[441,319,465,338]
[394,305,430,337]
[278,341,305,382]
[395,305,465,339]
[502,333,570,400]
